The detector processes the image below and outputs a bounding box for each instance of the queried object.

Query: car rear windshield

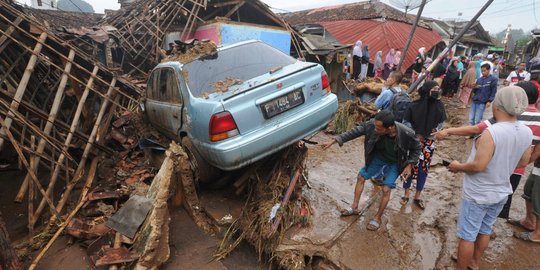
[182,42,296,97]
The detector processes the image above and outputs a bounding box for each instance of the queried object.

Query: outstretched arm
[448,130,494,173]
[433,125,482,140]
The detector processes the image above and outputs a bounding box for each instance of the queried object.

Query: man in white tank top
[448,86,533,270]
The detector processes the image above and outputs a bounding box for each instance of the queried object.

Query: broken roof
[281,1,431,29]
[23,7,103,31]
[319,20,442,72]
[428,19,494,47]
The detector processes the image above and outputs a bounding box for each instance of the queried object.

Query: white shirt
[463,122,532,204]
[506,70,531,85]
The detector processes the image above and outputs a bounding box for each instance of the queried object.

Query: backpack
[386,88,411,123]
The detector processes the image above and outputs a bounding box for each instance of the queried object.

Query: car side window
[155,68,182,104]
[147,70,159,100]
[158,69,169,101]
[167,70,182,104]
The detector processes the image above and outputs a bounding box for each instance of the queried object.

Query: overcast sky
[16,0,539,34]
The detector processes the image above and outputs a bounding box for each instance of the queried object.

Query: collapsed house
[282,1,444,74]
[428,19,495,57]
[0,0,316,269]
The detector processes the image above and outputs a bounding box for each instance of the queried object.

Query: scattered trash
[105,195,153,239]
[269,203,281,222]
[90,246,139,267]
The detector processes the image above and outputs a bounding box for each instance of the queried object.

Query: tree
[493,28,527,42]
[57,0,95,13]
[516,36,532,47]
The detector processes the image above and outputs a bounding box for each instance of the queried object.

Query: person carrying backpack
[374,71,411,122]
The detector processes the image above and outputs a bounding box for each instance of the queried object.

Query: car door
[145,70,166,131]
[161,68,183,137]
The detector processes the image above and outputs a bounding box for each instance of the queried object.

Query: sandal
[400,197,409,206]
[340,208,360,216]
[414,199,426,210]
[507,219,535,232]
[513,231,540,244]
[366,219,381,231]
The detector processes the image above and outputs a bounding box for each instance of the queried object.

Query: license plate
[261,89,304,119]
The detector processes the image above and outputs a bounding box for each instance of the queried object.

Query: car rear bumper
[196,93,338,171]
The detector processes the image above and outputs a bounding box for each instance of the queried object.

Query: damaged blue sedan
[143,40,338,182]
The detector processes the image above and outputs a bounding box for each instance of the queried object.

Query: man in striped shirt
[436,81,540,223]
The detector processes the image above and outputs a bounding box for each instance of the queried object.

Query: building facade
[30,0,57,10]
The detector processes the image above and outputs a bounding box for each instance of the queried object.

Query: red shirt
[531,80,540,101]
[476,104,540,175]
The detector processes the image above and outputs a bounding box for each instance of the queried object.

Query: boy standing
[469,63,497,125]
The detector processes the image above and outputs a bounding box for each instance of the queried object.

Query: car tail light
[321,71,330,93]
[209,111,239,142]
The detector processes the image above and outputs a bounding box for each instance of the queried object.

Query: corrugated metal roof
[320,20,442,72]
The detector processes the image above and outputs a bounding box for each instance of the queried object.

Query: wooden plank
[0,31,48,151]
[16,50,76,204]
[0,23,139,107]
[29,157,98,270]
[0,115,60,220]
[28,136,36,241]
[46,73,115,228]
[224,0,245,18]
[0,16,23,54]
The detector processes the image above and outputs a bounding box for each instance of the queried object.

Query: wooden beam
[0,17,23,54]
[15,50,76,204]
[224,0,245,18]
[0,31,48,151]
[0,23,139,107]
[38,66,98,227]
[45,71,113,229]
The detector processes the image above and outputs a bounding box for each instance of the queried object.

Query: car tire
[181,137,219,185]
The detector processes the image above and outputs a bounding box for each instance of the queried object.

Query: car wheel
[181,137,219,185]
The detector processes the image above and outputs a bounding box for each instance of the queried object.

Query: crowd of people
[331,44,540,269]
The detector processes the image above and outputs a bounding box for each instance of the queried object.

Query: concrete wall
[193,22,291,55]
[31,0,57,10]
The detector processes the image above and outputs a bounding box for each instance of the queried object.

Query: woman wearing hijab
[400,81,446,210]
[458,61,477,109]
[373,51,383,79]
[393,50,402,70]
[352,40,363,80]
[360,44,370,80]
[432,59,446,86]
[442,58,460,97]
[412,47,426,83]
[383,49,395,80]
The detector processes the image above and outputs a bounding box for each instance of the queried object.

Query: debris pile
[215,145,310,269]
[327,100,378,134]
[346,78,410,95]
[162,40,218,64]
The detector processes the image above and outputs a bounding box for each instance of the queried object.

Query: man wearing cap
[448,86,533,270]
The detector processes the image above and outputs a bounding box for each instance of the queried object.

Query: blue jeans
[469,102,486,125]
[457,198,507,242]
[359,158,399,189]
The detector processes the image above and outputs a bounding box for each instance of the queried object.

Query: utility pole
[397,0,428,71]
[408,0,495,93]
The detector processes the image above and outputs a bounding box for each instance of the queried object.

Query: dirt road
[281,103,540,269]
[3,103,540,269]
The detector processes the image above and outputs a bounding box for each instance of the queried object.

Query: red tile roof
[320,20,442,72]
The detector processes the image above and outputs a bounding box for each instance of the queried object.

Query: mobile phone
[442,160,451,167]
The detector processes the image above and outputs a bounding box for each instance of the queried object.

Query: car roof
[156,40,262,69]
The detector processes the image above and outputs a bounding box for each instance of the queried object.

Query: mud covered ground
[284,102,540,269]
[2,102,539,269]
